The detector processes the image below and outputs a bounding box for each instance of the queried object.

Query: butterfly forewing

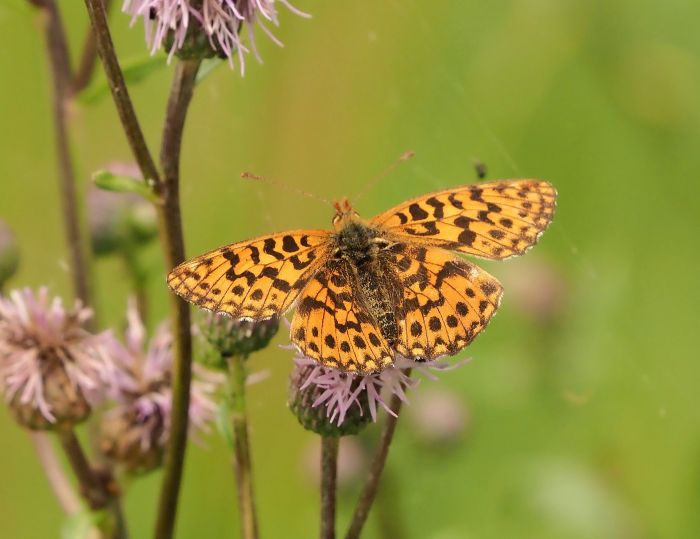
[289,260,393,374]
[386,243,503,360]
[168,231,331,319]
[370,179,556,260]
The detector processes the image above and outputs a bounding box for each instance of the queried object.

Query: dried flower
[0,288,114,430]
[0,220,19,289]
[288,345,467,434]
[100,300,220,473]
[122,0,310,70]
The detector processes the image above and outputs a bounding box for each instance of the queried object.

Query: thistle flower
[0,288,114,430]
[288,346,466,435]
[0,220,19,289]
[100,300,220,473]
[122,0,310,70]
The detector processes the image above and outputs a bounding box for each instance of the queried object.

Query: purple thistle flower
[289,343,467,431]
[122,0,310,71]
[100,300,220,472]
[0,288,115,429]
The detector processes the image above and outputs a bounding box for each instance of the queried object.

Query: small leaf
[196,58,224,85]
[79,54,167,105]
[93,170,158,203]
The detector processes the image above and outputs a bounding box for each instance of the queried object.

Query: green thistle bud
[200,314,279,369]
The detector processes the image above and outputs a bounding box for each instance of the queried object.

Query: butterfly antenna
[353,150,415,203]
[240,171,333,208]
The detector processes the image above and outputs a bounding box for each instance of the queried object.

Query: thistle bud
[200,313,279,369]
[87,168,157,257]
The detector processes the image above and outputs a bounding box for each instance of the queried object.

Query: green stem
[82,0,160,184]
[320,436,339,539]
[37,0,95,317]
[73,0,112,94]
[344,374,410,539]
[152,58,201,539]
[229,355,259,539]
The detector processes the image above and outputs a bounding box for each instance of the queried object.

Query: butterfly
[168,179,557,374]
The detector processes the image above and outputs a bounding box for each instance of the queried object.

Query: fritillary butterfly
[168,180,557,373]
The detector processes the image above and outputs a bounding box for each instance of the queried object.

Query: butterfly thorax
[332,219,401,346]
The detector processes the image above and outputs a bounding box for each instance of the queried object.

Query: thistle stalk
[320,435,339,539]
[229,354,259,539]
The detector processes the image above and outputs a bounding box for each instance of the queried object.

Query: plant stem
[38,0,95,314]
[81,3,198,536]
[229,355,259,539]
[320,436,339,539]
[57,429,127,538]
[153,58,200,539]
[30,432,81,515]
[83,0,160,184]
[73,0,112,94]
[344,385,408,539]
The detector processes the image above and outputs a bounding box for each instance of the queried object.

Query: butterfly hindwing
[370,179,556,260]
[386,243,503,360]
[289,260,393,373]
[168,231,331,319]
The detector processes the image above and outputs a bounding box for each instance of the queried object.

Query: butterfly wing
[386,243,503,360]
[168,231,331,319]
[370,179,556,260]
[289,259,394,374]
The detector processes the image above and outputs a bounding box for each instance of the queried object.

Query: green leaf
[196,58,224,85]
[78,54,167,105]
[93,170,158,203]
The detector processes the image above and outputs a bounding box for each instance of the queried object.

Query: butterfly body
[168,179,557,374]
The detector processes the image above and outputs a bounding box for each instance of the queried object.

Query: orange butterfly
[168,180,557,374]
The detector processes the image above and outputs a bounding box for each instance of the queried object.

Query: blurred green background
[1,0,700,537]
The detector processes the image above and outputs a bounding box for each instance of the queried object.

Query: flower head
[288,343,467,434]
[100,300,220,473]
[0,288,114,429]
[123,0,310,71]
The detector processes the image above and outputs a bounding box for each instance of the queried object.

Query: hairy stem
[83,0,160,184]
[73,0,112,94]
[320,436,339,539]
[152,58,200,539]
[30,432,81,514]
[38,0,95,314]
[229,355,259,539]
[344,384,408,539]
[57,430,127,538]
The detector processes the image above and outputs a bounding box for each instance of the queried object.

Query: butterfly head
[332,198,360,231]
